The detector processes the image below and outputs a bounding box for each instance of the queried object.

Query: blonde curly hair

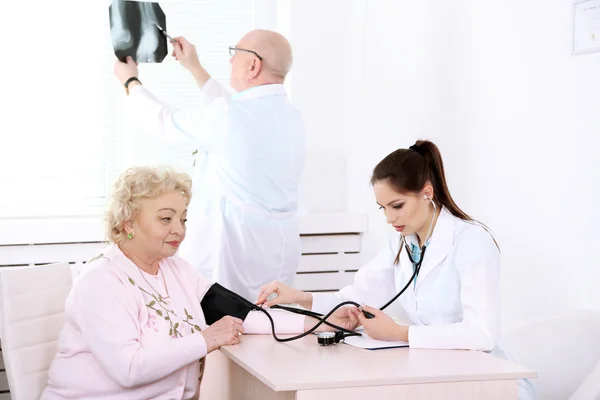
[105,166,192,243]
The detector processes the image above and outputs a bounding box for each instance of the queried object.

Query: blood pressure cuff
[200,283,259,325]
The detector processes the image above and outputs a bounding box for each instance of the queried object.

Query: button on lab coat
[312,207,537,400]
[126,79,306,301]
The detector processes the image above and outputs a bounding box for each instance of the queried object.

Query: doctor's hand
[171,36,210,86]
[354,305,409,342]
[113,56,139,85]
[201,316,244,353]
[172,37,201,71]
[256,280,313,310]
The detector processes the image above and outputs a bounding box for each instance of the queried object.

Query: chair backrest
[570,356,600,400]
[503,310,600,400]
[0,262,73,400]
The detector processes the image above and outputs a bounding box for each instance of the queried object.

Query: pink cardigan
[41,244,304,399]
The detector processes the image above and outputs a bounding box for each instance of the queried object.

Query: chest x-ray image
[109,0,168,63]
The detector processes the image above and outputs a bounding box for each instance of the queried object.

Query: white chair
[0,262,73,400]
[570,356,600,400]
[503,310,600,400]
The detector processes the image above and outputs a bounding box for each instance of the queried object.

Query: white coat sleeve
[312,238,400,315]
[408,228,500,351]
[197,78,231,106]
[125,84,228,151]
[72,267,208,389]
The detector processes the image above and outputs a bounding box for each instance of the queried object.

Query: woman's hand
[256,280,312,309]
[320,306,360,332]
[201,316,244,353]
[304,306,360,333]
[353,305,409,341]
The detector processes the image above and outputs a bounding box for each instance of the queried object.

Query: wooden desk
[199,335,536,400]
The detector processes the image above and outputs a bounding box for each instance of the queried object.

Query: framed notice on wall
[573,0,600,54]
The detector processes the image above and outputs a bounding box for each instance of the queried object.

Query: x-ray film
[109,0,168,63]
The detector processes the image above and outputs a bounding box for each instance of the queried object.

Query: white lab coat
[312,208,537,400]
[126,79,305,301]
[570,357,600,400]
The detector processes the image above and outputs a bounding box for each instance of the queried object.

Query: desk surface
[220,335,537,392]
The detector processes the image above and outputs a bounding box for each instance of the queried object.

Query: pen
[156,24,175,43]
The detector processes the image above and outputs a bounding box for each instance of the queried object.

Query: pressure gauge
[316,331,337,346]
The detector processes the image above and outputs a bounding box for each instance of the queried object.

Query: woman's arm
[239,305,358,335]
[196,279,356,335]
[243,309,306,334]
[198,281,305,334]
[72,266,208,388]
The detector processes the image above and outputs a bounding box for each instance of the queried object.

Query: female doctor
[256,140,537,400]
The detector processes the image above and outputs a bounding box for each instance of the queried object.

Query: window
[0,0,277,218]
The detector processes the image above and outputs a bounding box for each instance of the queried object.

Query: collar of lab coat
[232,84,287,100]
[401,206,454,289]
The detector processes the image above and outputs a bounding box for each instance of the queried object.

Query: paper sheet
[343,329,409,350]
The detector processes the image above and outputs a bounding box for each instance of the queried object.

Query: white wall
[435,0,600,329]
[285,0,369,215]
[288,0,600,330]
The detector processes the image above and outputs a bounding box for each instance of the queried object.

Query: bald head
[238,29,293,81]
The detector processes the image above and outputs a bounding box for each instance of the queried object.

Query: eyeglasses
[229,46,263,60]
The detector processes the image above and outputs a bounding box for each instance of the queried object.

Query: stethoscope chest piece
[317,332,337,346]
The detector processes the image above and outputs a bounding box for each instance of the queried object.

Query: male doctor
[114,29,306,301]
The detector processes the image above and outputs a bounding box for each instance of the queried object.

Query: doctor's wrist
[395,325,409,342]
[127,81,141,92]
[190,65,210,87]
[298,292,313,310]
[123,77,142,95]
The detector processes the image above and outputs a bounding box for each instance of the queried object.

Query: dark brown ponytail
[371,140,498,264]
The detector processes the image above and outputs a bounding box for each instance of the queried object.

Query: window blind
[0,0,277,218]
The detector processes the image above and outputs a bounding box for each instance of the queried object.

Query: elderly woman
[41,167,356,400]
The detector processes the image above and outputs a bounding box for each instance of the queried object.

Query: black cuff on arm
[200,283,259,325]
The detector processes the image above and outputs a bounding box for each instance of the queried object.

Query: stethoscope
[346,198,437,322]
[249,199,439,346]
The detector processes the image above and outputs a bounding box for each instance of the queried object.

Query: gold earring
[127,232,134,240]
